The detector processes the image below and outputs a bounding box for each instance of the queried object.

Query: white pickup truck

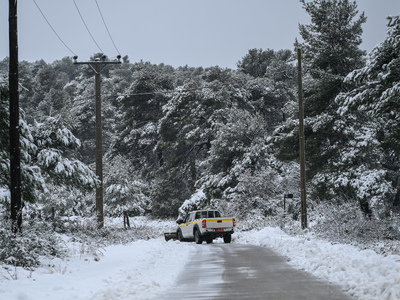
[172,210,236,244]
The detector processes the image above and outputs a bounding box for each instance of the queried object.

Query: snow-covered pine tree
[1,75,44,205]
[199,108,281,217]
[336,15,400,214]
[274,0,368,205]
[103,155,150,227]
[111,62,174,178]
[237,48,297,132]
[154,67,251,217]
[29,116,98,216]
[0,75,10,200]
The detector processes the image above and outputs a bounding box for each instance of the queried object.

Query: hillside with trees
[0,0,399,268]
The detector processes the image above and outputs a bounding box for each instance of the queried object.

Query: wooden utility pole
[9,0,22,232]
[73,55,121,229]
[297,48,307,230]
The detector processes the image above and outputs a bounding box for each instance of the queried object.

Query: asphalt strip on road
[163,243,353,300]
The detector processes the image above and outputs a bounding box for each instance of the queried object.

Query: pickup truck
[165,210,235,244]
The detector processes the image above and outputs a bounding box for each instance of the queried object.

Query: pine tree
[336,15,400,213]
[238,48,297,131]
[274,0,367,202]
[0,75,9,192]
[104,155,150,226]
[1,77,43,204]
[112,62,173,178]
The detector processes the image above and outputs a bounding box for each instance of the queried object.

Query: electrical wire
[71,83,233,103]
[95,0,121,56]
[32,0,77,57]
[73,0,104,54]
[72,91,171,103]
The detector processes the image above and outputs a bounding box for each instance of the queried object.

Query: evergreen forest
[1,1,400,264]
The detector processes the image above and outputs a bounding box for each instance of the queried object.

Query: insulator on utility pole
[73,55,121,229]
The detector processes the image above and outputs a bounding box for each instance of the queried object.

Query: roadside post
[283,193,293,211]
[281,193,293,229]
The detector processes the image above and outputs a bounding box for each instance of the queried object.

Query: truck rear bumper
[201,230,234,239]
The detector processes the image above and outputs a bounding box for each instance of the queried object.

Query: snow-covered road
[1,227,399,300]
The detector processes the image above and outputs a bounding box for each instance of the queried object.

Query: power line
[95,0,121,56]
[32,0,77,56]
[71,82,233,102]
[73,0,104,54]
[115,83,232,98]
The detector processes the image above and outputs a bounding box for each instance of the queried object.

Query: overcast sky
[1,0,399,69]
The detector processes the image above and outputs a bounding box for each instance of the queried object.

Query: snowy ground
[0,239,192,300]
[1,226,399,300]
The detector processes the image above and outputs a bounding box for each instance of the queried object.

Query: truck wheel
[194,229,203,244]
[223,234,232,243]
[178,229,184,242]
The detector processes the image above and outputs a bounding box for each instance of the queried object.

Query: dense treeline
[1,1,399,231]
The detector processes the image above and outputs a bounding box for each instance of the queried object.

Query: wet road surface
[163,243,353,300]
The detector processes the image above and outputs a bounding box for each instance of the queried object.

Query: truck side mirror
[176,219,184,225]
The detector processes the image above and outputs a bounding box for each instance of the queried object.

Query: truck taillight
[202,219,206,228]
[233,218,236,227]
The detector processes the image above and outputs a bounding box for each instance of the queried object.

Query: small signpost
[283,193,293,211]
[281,193,293,229]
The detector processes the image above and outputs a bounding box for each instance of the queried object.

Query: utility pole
[73,55,121,229]
[297,48,307,230]
[9,0,22,233]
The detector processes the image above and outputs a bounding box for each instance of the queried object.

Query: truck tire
[223,234,232,243]
[178,229,184,242]
[194,229,203,244]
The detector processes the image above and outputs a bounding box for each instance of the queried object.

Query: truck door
[181,212,194,238]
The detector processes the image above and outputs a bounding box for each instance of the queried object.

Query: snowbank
[237,227,400,300]
[0,239,191,300]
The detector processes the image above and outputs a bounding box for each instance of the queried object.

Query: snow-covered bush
[236,212,283,232]
[0,219,66,269]
[36,188,95,219]
[59,216,175,248]
[104,155,150,218]
[307,201,400,244]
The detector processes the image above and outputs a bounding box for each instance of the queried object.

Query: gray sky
[1,0,399,69]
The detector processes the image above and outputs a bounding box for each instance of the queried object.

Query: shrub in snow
[0,219,66,269]
[61,216,175,251]
[307,201,400,246]
[35,188,95,220]
[236,211,283,231]
[103,155,150,222]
